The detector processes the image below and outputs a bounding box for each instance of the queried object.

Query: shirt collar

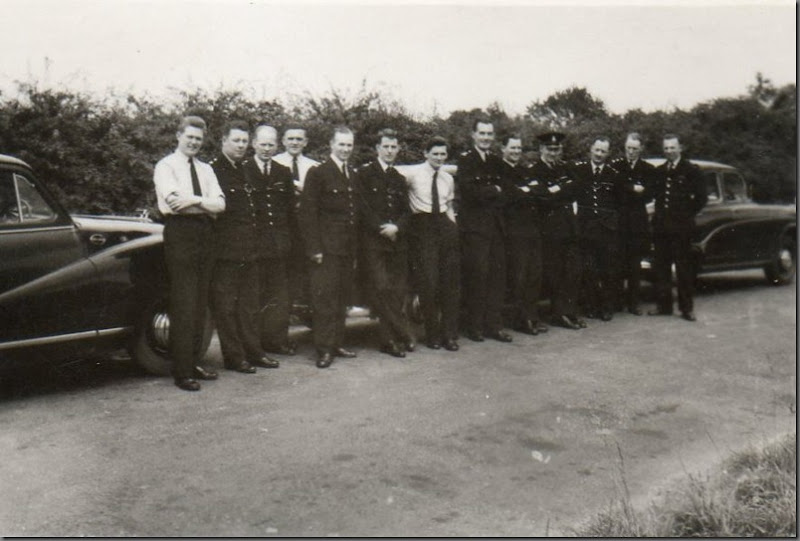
[330,154,346,170]
[503,158,517,168]
[475,146,488,160]
[254,155,271,172]
[377,157,393,172]
[222,152,239,168]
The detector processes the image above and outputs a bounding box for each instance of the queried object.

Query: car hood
[71,214,163,236]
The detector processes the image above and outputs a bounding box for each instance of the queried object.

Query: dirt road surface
[0,271,795,536]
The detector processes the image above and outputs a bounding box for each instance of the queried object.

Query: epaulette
[575,160,588,166]
[359,162,374,171]
[209,156,219,165]
[460,149,471,157]
[606,163,619,174]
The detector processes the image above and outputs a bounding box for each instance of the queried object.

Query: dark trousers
[620,233,646,309]
[309,254,353,354]
[362,248,411,345]
[260,256,290,350]
[542,233,581,318]
[461,226,506,333]
[163,215,214,380]
[653,230,695,314]
[408,214,460,342]
[210,258,262,366]
[507,233,543,325]
[580,233,621,314]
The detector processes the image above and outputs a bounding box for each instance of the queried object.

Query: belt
[164,214,213,223]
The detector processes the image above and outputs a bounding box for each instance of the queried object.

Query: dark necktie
[189,158,202,196]
[342,162,349,179]
[594,165,601,177]
[291,156,299,181]
[431,170,440,215]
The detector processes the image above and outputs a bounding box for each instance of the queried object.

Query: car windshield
[704,171,720,203]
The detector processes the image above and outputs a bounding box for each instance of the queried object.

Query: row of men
[153,116,706,391]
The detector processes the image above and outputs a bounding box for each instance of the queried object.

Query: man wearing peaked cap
[537,132,566,147]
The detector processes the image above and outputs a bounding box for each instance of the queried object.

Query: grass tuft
[575,432,796,537]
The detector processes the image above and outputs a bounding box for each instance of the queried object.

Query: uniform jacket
[529,159,580,241]
[210,154,263,262]
[298,158,358,257]
[455,148,508,236]
[651,158,708,233]
[240,158,295,258]
[612,157,655,235]
[502,161,546,237]
[573,160,625,236]
[356,161,411,252]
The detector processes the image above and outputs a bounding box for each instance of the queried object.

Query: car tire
[764,233,796,285]
[131,298,213,376]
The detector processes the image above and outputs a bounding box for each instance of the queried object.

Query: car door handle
[89,233,107,246]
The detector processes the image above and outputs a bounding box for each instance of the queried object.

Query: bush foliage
[0,74,794,214]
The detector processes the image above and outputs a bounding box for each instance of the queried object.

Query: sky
[1,0,796,118]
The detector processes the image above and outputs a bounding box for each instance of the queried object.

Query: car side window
[9,173,57,225]
[704,171,720,204]
[722,173,748,202]
[0,172,22,226]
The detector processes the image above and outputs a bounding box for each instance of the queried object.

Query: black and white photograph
[0,0,795,536]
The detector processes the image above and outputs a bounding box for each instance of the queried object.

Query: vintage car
[641,159,796,285]
[0,154,202,376]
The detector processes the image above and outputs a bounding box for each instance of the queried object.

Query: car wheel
[764,234,796,285]
[131,298,213,376]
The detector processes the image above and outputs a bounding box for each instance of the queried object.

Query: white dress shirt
[273,152,320,192]
[402,162,456,222]
[153,150,225,215]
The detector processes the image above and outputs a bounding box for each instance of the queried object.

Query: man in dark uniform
[356,129,414,358]
[611,132,654,315]
[210,121,279,374]
[501,134,549,335]
[574,136,625,321]
[243,125,297,357]
[648,134,707,321]
[455,119,513,343]
[298,126,359,368]
[530,132,586,330]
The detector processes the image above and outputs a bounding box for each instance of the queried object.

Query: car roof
[644,157,738,172]
[0,154,32,169]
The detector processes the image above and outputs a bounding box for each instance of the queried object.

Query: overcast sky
[1,0,795,117]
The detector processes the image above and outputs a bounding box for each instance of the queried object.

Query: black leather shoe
[584,311,598,319]
[251,355,280,369]
[533,320,549,333]
[226,361,256,374]
[516,320,539,335]
[426,340,441,350]
[174,378,201,391]
[465,330,484,342]
[264,341,297,356]
[380,342,406,358]
[600,312,613,322]
[333,347,357,358]
[193,366,218,380]
[571,316,588,328]
[628,306,643,316]
[403,339,416,352]
[552,315,580,330]
[443,338,459,351]
[487,330,513,342]
[648,309,673,316]
[316,352,333,368]
[681,311,697,322]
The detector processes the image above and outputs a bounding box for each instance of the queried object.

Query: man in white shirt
[153,115,225,391]
[404,136,460,352]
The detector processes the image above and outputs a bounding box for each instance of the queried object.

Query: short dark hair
[472,117,494,132]
[282,124,307,136]
[592,135,611,146]
[501,133,522,146]
[663,133,681,143]
[424,136,449,152]
[178,115,207,133]
[376,128,399,143]
[626,132,643,143]
[221,120,250,139]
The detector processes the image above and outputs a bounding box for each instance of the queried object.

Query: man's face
[425,145,448,169]
[590,140,610,165]
[540,144,561,164]
[472,122,495,152]
[176,126,204,157]
[330,132,354,162]
[253,129,279,161]
[376,137,399,165]
[221,129,250,162]
[663,138,682,162]
[282,129,308,157]
[625,139,643,162]
[502,138,523,164]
